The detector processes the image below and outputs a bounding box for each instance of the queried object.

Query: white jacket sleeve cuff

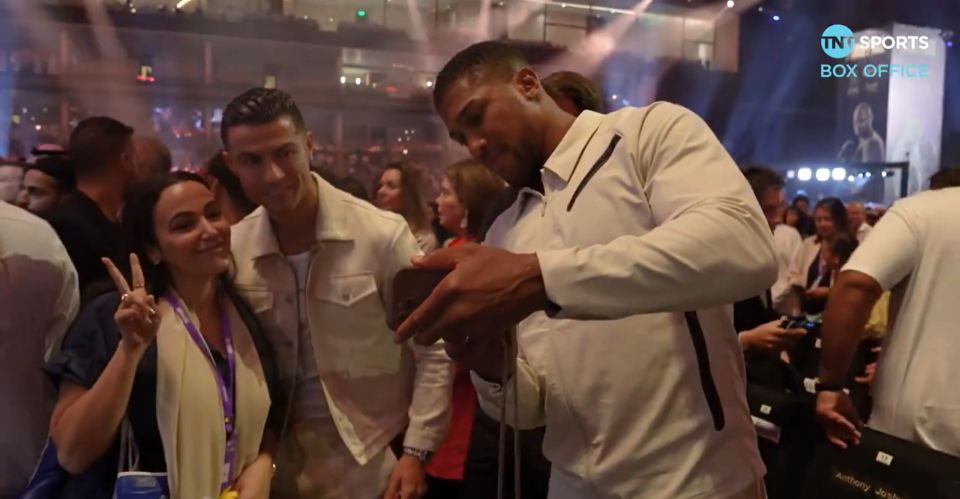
[470,359,545,430]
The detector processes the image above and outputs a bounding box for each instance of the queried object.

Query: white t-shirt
[771,223,802,309]
[842,187,960,455]
[287,251,330,422]
[0,202,79,495]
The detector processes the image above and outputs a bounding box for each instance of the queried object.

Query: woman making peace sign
[46,172,282,498]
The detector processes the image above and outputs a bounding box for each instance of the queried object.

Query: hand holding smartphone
[387,268,451,332]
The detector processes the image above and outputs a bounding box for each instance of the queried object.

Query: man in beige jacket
[223,88,453,499]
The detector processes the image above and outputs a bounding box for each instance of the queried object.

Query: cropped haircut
[221,88,307,147]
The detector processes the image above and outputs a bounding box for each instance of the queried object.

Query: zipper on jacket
[566,134,622,212]
[684,311,726,431]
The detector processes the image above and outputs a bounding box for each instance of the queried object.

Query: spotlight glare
[865,172,872,178]
[881,170,888,177]
[355,77,362,85]
[786,170,796,179]
[847,175,855,182]
[815,168,830,182]
[339,76,346,84]
[831,167,846,181]
[797,168,812,181]
[425,80,433,88]
[772,14,781,21]
[726,0,735,8]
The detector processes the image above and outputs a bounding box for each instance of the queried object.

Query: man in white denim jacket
[222,88,453,499]
[398,42,776,499]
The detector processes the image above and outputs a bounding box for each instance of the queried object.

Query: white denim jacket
[230,174,453,465]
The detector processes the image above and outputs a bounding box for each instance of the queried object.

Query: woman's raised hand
[103,253,160,353]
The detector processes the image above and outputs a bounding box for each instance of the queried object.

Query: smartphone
[779,317,818,333]
[387,268,451,331]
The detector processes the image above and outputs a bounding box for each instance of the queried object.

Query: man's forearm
[819,271,883,386]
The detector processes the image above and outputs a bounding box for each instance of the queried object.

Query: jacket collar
[542,110,604,184]
[248,172,353,259]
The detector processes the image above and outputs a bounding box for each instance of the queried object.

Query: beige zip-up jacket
[473,103,774,498]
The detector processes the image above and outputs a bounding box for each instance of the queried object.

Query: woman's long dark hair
[122,171,207,297]
[813,197,849,241]
[379,162,431,233]
[121,171,287,431]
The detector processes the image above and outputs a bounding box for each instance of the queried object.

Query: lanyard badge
[166,293,237,491]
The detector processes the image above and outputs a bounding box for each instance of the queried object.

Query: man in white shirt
[847,201,872,243]
[738,166,805,352]
[0,201,79,496]
[816,187,960,457]
[397,42,776,499]
[742,166,802,311]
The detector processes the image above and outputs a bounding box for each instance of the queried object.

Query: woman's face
[150,181,231,281]
[785,208,800,227]
[376,169,403,214]
[814,206,837,239]
[436,176,467,234]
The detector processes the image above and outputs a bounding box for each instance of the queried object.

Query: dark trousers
[460,408,550,499]
[424,476,462,499]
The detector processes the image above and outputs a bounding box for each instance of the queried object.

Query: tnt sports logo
[818,24,932,79]
[821,24,855,59]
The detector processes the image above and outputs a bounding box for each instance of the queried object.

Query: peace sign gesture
[102,253,160,354]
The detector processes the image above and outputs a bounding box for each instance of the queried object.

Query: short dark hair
[792,195,810,206]
[27,155,76,192]
[69,117,134,177]
[221,88,307,147]
[433,41,529,109]
[741,165,785,200]
[542,71,605,114]
[929,168,960,190]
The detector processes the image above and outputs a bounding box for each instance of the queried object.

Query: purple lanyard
[166,293,237,491]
